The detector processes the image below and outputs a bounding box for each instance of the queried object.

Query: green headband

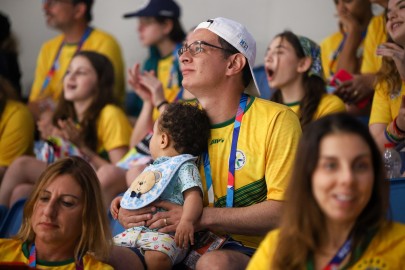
[298,36,324,79]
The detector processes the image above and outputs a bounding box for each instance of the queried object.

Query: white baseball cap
[195,17,260,97]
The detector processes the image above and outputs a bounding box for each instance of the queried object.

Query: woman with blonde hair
[0,156,113,269]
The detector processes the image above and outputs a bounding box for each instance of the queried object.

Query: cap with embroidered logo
[195,17,260,97]
[123,0,180,19]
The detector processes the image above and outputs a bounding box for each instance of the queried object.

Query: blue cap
[123,0,180,19]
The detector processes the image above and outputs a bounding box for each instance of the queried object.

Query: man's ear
[73,2,87,21]
[225,53,247,76]
[160,132,170,149]
[297,56,312,74]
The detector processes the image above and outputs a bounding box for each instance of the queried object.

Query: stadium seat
[0,198,26,238]
[389,177,405,224]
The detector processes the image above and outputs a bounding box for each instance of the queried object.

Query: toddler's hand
[110,196,122,220]
[175,220,194,249]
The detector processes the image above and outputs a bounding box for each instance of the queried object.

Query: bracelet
[388,119,405,140]
[384,128,399,144]
[156,100,169,110]
[394,117,405,134]
[385,125,404,144]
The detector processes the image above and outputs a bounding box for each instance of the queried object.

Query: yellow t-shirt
[247,223,405,270]
[152,53,182,120]
[320,31,345,79]
[96,104,132,154]
[287,94,346,120]
[320,31,365,80]
[200,97,302,248]
[361,14,387,74]
[369,82,405,125]
[0,239,113,269]
[0,100,34,166]
[29,28,125,105]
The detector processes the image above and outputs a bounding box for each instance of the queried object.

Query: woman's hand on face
[147,200,184,233]
[117,205,156,229]
[377,42,405,81]
[57,118,84,147]
[336,9,362,36]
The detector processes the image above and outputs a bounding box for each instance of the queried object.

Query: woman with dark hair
[266,31,345,129]
[0,51,132,208]
[247,113,405,269]
[0,156,113,269]
[123,0,194,122]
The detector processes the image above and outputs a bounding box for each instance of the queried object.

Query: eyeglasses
[43,0,73,6]
[178,40,234,57]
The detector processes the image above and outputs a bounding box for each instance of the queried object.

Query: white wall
[1,0,337,97]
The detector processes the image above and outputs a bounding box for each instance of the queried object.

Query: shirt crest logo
[235,150,246,170]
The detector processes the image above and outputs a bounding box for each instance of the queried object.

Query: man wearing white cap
[117,17,301,269]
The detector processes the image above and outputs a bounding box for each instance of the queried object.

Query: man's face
[42,0,78,30]
[179,29,231,96]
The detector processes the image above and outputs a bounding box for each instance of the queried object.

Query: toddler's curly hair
[160,102,211,156]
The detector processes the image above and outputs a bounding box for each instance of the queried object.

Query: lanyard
[29,243,84,270]
[328,31,366,78]
[322,237,352,270]
[40,27,93,95]
[203,93,248,207]
[168,43,184,102]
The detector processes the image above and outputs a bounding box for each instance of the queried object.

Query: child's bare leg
[9,183,34,206]
[96,164,127,208]
[144,250,172,270]
[126,164,148,187]
[0,156,46,206]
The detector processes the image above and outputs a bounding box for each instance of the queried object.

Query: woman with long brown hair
[247,113,405,269]
[266,31,345,130]
[0,51,132,208]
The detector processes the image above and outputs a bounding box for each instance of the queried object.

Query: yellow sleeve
[369,83,394,125]
[361,14,386,74]
[353,223,405,268]
[0,101,35,166]
[0,239,26,263]
[320,32,343,80]
[266,107,301,200]
[97,105,132,152]
[29,37,63,102]
[83,254,114,270]
[314,94,346,119]
[320,34,334,79]
[246,230,279,270]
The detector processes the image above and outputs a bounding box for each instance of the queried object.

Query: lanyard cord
[40,27,93,95]
[203,93,248,207]
[29,243,84,270]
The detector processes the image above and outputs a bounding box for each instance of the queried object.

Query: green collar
[211,96,255,129]
[284,100,301,107]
